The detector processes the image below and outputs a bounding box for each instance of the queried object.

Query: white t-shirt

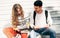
[35,10,47,28]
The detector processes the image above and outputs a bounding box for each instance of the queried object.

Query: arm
[29,12,40,30]
[47,11,53,27]
[30,12,34,28]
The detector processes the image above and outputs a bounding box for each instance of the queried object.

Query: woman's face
[17,8,21,15]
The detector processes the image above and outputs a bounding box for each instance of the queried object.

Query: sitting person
[29,0,56,38]
[3,4,28,38]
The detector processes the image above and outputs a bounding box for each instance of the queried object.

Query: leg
[42,28,56,38]
[3,27,17,38]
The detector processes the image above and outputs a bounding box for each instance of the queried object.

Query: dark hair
[34,0,43,7]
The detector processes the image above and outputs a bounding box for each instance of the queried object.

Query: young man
[30,0,56,38]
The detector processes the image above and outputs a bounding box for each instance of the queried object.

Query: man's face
[34,6,42,13]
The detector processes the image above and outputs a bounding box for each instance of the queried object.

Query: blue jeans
[30,28,56,38]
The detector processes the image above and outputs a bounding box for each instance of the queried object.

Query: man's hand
[33,24,49,30]
[33,26,40,30]
[45,24,49,28]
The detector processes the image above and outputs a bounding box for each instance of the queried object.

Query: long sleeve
[47,11,53,26]
[30,12,34,28]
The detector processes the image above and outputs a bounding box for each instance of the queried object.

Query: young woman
[3,4,28,38]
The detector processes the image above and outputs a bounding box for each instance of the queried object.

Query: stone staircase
[50,10,60,33]
[42,9,60,38]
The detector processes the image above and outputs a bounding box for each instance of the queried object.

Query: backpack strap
[45,10,48,24]
[33,11,36,25]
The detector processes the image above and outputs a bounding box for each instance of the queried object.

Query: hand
[13,27,20,32]
[33,26,40,30]
[45,24,49,28]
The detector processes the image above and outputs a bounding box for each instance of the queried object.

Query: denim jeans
[30,28,56,38]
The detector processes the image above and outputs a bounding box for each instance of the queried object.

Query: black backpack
[33,10,48,25]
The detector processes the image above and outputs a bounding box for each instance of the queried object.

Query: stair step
[42,33,60,38]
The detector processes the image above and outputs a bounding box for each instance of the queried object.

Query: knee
[50,30,56,35]
[3,27,9,34]
[3,27,13,33]
[3,27,11,38]
[30,30,34,34]
[3,27,17,36]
